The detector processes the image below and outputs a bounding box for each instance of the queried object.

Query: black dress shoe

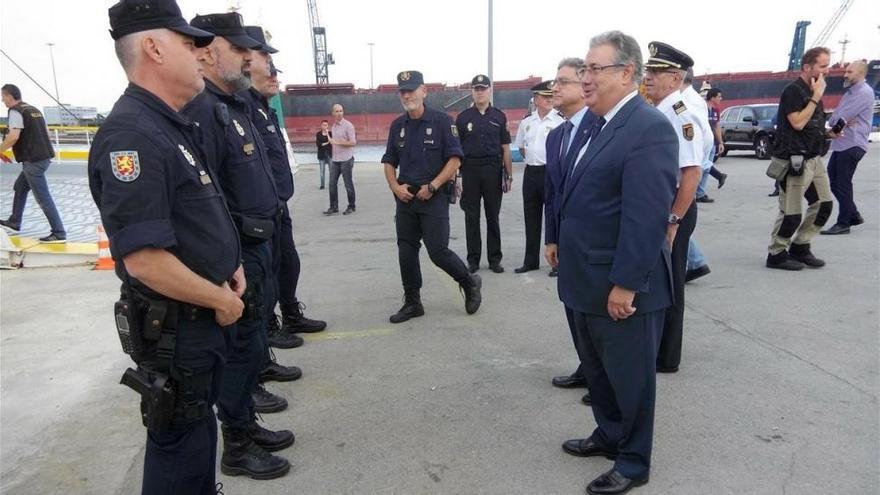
[514,265,538,274]
[549,267,558,277]
[581,392,592,405]
[562,437,617,459]
[323,207,339,215]
[342,206,356,215]
[685,264,711,283]
[586,469,648,495]
[768,190,780,197]
[656,365,679,373]
[551,375,588,388]
[717,172,728,189]
[851,214,864,226]
[260,362,302,383]
[695,195,714,203]
[489,263,504,273]
[820,224,850,235]
[468,263,479,273]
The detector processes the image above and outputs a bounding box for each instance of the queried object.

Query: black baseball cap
[397,70,424,91]
[245,26,278,54]
[471,74,491,88]
[190,12,261,49]
[108,0,214,47]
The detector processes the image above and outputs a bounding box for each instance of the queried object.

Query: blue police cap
[190,12,261,49]
[245,26,278,54]
[471,74,491,88]
[531,80,553,96]
[397,71,424,91]
[645,41,694,70]
[108,0,214,47]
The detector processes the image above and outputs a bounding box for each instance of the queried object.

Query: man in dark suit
[558,31,677,495]
[545,57,596,406]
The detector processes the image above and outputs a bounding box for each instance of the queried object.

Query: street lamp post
[367,42,375,90]
[47,43,60,103]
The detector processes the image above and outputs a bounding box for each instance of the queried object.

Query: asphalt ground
[1,144,878,494]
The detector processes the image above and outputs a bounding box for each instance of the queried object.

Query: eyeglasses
[548,78,580,88]
[579,63,626,76]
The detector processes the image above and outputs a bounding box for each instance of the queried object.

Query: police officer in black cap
[455,74,513,273]
[383,70,483,323]
[90,1,242,493]
[240,26,327,353]
[183,12,292,480]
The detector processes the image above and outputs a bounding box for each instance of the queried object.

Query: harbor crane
[787,0,854,71]
[306,0,334,84]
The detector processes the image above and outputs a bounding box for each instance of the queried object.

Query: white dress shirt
[514,109,564,165]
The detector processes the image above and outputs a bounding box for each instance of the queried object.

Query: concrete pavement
[1,145,878,494]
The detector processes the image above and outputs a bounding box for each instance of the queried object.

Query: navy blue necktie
[571,117,606,176]
[560,120,574,159]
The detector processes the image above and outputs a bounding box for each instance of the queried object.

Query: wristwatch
[427,183,437,194]
[668,213,682,225]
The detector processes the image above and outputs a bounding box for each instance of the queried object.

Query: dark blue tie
[560,120,574,159]
[571,117,606,176]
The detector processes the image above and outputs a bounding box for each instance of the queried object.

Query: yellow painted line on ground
[303,327,398,342]
[9,236,97,255]
[58,150,89,160]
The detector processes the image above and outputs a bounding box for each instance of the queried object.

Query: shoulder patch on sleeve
[682,123,694,141]
[673,101,687,115]
[110,151,141,182]
[451,125,459,137]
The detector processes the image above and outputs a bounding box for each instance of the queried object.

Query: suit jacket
[544,110,598,244]
[557,96,678,316]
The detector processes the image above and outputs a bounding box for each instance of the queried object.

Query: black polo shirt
[772,77,827,159]
[455,104,511,159]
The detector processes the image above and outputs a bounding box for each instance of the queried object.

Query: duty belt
[463,156,500,166]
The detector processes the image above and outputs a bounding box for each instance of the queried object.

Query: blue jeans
[695,147,715,199]
[9,159,66,235]
[318,157,331,189]
[686,238,707,271]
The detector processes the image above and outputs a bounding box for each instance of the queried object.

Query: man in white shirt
[513,81,563,273]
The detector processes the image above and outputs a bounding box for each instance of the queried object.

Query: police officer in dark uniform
[455,75,513,273]
[241,26,327,353]
[90,1,243,492]
[382,70,483,323]
[184,12,291,480]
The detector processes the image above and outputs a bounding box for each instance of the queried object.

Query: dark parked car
[718,104,777,160]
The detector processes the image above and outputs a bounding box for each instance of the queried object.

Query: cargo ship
[281,60,880,146]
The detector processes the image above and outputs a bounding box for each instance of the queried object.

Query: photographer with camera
[765,47,840,271]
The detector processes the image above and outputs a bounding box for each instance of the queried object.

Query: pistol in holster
[120,366,176,433]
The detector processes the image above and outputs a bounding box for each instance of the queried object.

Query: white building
[42,105,98,126]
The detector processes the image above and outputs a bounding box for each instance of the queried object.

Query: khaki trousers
[768,156,833,254]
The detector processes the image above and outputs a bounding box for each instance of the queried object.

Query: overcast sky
[1,0,878,113]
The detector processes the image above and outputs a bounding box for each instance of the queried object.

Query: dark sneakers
[342,206,356,215]
[789,243,825,268]
[389,292,424,324]
[39,233,66,243]
[820,224,850,235]
[323,207,339,215]
[281,302,327,333]
[460,274,482,315]
[221,426,290,480]
[267,314,304,349]
[253,385,288,414]
[766,251,805,271]
[695,195,715,203]
[0,219,21,231]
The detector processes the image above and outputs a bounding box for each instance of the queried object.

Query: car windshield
[753,106,778,122]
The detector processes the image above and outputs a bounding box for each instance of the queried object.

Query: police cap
[190,12,261,49]
[471,74,491,88]
[645,41,693,70]
[108,0,214,47]
[245,26,278,54]
[531,80,553,96]
[397,71,424,91]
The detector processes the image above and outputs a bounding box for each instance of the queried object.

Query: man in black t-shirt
[766,47,840,271]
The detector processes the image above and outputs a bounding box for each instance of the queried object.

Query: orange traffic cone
[94,225,115,270]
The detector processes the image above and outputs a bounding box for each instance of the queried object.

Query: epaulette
[673,101,687,115]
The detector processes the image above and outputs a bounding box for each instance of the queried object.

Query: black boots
[221,425,290,480]
[766,250,805,271]
[389,291,425,324]
[281,302,327,333]
[267,314,304,349]
[460,274,482,315]
[246,419,295,452]
[252,384,288,413]
[789,243,825,268]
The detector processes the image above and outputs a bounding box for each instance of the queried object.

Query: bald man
[324,103,357,215]
[821,60,874,235]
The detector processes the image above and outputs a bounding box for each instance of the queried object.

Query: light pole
[367,42,375,90]
[47,43,60,103]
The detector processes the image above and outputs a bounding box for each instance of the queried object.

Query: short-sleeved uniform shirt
[455,105,511,159]
[87,84,240,296]
[382,106,463,185]
[240,88,294,201]
[513,110,564,165]
[655,91,704,182]
[184,80,279,220]
[772,77,827,159]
